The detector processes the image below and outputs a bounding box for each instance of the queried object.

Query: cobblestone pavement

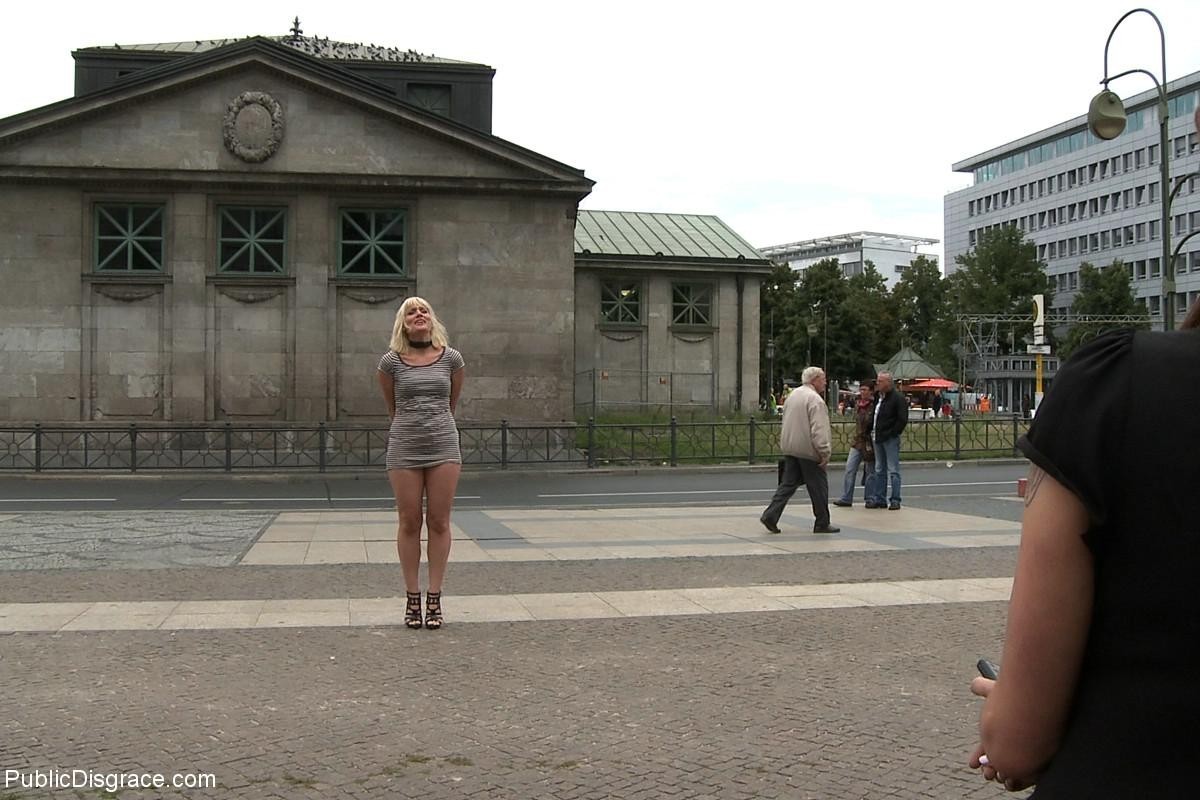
[1,601,1012,799]
[0,498,1023,799]
[0,512,271,570]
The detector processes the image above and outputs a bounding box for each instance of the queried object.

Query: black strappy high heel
[404,592,423,630]
[424,591,443,630]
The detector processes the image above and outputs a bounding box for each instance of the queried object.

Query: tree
[950,226,1054,353]
[763,257,905,393]
[793,258,851,381]
[892,255,945,352]
[843,261,899,379]
[760,260,800,394]
[1059,260,1148,357]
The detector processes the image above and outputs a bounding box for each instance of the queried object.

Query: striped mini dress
[377,347,465,470]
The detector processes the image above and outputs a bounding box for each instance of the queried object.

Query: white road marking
[178,496,481,503]
[538,481,1015,498]
[0,498,117,503]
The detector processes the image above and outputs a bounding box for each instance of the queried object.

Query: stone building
[574,211,769,416]
[0,30,766,424]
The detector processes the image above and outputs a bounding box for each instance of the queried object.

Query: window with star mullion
[600,280,642,324]
[407,83,452,117]
[218,206,287,273]
[94,203,165,271]
[338,209,406,276]
[671,283,713,326]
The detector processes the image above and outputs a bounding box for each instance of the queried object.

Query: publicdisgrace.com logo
[5,769,217,792]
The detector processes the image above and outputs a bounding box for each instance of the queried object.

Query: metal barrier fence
[0,416,1029,472]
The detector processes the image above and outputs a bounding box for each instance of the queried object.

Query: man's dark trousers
[762,455,830,529]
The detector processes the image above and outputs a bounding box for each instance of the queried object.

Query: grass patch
[281,774,316,788]
[444,756,474,767]
[556,760,579,770]
[405,754,433,764]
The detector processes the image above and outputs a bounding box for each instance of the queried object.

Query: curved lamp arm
[1102,8,1166,89]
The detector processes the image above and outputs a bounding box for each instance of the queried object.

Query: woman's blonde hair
[389,296,449,354]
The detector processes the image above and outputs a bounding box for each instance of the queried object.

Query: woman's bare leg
[388,468,426,593]
[423,462,461,594]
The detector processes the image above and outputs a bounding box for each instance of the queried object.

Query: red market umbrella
[904,378,958,390]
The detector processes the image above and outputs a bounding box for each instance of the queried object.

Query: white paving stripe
[0,498,117,503]
[177,496,482,502]
[0,577,1013,633]
[537,481,1015,498]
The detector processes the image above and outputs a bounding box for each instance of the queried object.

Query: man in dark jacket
[869,371,908,510]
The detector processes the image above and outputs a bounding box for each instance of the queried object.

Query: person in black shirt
[967,300,1200,796]
[868,372,907,510]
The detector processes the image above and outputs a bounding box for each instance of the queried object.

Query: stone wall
[574,269,761,415]
[0,186,577,423]
[0,63,582,424]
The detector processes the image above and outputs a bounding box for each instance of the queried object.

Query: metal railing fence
[0,415,1029,472]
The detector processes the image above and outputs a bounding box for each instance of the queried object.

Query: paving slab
[0,578,1013,633]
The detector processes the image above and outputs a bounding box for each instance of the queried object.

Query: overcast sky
[6,0,1200,269]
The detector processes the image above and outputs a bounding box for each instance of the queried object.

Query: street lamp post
[1087,7,1175,329]
[823,306,828,376]
[765,337,775,401]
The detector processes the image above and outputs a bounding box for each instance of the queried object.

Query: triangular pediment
[0,39,591,192]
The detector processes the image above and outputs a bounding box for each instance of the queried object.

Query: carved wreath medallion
[223,91,284,163]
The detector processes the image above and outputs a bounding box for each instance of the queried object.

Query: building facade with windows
[758,232,938,290]
[573,211,770,415]
[945,71,1200,326]
[0,31,770,423]
[0,34,592,423]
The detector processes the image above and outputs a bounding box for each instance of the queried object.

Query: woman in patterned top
[377,296,466,630]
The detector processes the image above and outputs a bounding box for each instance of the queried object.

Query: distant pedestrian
[377,296,466,630]
[868,371,907,510]
[760,367,839,534]
[834,382,877,508]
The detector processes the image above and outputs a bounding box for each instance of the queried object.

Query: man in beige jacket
[760,366,840,534]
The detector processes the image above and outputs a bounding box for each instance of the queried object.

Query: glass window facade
[972,105,1157,185]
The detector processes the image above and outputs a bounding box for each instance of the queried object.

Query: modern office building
[945,71,1200,327]
[758,232,939,290]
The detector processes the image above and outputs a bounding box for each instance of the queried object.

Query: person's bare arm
[975,465,1093,784]
[449,367,465,415]
[377,369,395,419]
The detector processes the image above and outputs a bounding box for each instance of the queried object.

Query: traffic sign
[1026,344,1052,355]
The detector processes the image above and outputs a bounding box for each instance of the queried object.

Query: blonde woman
[377,296,465,630]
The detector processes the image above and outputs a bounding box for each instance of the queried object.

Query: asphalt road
[0,461,1030,517]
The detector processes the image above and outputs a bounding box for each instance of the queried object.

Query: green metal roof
[876,347,947,381]
[575,210,766,262]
